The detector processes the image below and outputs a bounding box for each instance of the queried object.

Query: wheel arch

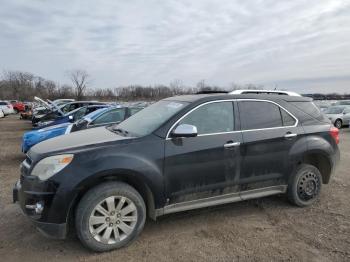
[300,150,332,184]
[66,170,159,234]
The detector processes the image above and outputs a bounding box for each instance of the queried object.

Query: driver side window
[178,102,234,135]
[93,108,126,125]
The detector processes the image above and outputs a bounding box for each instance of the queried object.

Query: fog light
[25,202,44,214]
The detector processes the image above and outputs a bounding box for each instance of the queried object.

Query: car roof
[164,93,311,103]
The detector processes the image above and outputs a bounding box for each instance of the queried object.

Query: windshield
[114,100,188,137]
[325,107,345,114]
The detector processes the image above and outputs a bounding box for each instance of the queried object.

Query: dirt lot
[0,115,349,262]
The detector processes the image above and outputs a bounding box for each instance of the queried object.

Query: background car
[334,100,350,106]
[32,98,106,127]
[10,100,25,113]
[324,105,350,128]
[0,101,15,115]
[35,104,109,129]
[69,106,144,133]
[22,106,144,153]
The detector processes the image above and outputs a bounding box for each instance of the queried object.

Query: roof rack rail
[196,90,229,94]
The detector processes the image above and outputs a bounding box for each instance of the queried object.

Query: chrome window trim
[165,99,298,139]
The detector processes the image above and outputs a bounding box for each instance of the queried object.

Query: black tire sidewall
[335,119,342,129]
[288,164,322,207]
[75,182,146,252]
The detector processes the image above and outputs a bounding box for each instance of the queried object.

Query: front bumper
[13,179,68,239]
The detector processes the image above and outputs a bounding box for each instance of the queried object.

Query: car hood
[29,126,132,157]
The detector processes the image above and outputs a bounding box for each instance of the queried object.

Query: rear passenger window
[239,101,282,129]
[178,102,234,135]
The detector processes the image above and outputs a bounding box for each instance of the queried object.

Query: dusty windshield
[111,100,188,137]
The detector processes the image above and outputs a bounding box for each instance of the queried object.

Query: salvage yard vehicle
[32,97,106,127]
[34,104,109,129]
[0,101,15,115]
[10,100,26,113]
[324,105,350,128]
[13,94,340,252]
[21,106,144,153]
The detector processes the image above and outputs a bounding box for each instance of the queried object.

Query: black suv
[13,94,340,252]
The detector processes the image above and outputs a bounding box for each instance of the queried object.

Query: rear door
[238,100,302,195]
[164,101,243,204]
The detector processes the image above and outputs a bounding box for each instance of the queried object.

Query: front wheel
[334,119,342,129]
[287,164,322,207]
[75,182,146,252]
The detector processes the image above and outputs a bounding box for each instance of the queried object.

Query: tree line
[0,70,348,102]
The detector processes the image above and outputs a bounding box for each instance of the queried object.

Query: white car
[0,109,4,118]
[0,101,15,115]
[229,89,301,96]
[324,106,350,128]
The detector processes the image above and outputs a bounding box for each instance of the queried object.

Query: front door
[164,101,243,204]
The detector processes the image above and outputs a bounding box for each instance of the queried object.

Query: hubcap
[297,171,320,201]
[89,196,138,244]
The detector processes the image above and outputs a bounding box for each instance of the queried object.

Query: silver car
[324,106,350,128]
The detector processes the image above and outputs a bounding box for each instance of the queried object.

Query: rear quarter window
[290,102,323,120]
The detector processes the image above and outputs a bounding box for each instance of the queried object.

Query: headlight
[31,154,74,181]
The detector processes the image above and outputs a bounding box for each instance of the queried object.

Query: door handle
[284,133,297,138]
[224,141,241,148]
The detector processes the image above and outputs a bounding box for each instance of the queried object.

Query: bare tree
[69,70,89,100]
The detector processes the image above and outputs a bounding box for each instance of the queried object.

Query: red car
[10,100,25,113]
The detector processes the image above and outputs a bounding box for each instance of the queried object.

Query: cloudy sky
[1,0,350,93]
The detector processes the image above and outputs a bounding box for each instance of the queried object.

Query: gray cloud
[0,0,349,92]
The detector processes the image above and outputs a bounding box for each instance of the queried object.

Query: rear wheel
[334,119,342,129]
[75,182,146,252]
[288,164,322,207]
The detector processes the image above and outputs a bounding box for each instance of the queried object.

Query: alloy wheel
[88,196,138,244]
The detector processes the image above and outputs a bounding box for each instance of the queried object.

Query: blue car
[21,105,144,153]
[34,104,109,129]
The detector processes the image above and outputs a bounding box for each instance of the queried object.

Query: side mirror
[171,124,198,138]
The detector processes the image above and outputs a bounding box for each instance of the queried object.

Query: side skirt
[155,185,287,217]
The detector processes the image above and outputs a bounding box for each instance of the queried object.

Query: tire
[75,182,146,252]
[334,119,342,129]
[287,164,322,207]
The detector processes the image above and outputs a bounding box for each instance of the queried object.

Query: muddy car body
[14,94,340,252]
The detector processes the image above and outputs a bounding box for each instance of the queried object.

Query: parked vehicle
[34,104,109,129]
[13,94,340,252]
[21,106,144,153]
[324,106,350,128]
[229,89,301,96]
[32,97,106,127]
[10,100,26,113]
[334,100,350,106]
[0,109,4,118]
[69,106,144,133]
[0,101,15,115]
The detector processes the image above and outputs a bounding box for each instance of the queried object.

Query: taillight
[330,126,339,144]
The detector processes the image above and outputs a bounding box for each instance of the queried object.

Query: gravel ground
[0,115,349,262]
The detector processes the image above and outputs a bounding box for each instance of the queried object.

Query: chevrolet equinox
[13,94,340,252]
